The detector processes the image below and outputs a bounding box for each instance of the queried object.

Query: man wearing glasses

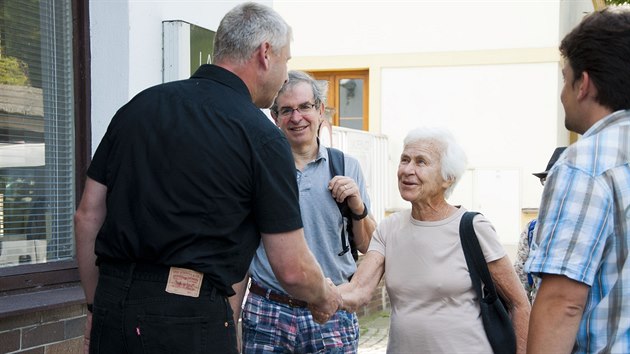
[237,70,377,353]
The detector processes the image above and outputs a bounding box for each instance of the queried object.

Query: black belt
[249,281,308,308]
[99,261,175,281]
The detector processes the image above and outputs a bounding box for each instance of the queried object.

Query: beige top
[369,207,506,353]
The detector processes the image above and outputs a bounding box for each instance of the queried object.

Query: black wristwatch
[87,303,93,313]
[350,203,368,220]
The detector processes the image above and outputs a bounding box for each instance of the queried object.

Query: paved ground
[357,311,390,353]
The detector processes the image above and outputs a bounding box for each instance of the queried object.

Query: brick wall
[0,304,85,354]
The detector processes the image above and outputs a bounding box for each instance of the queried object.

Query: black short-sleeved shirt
[87,64,302,296]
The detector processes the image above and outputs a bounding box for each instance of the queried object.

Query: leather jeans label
[165,267,204,298]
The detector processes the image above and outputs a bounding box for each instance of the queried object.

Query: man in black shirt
[74,3,341,353]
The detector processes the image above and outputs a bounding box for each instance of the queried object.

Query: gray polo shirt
[249,143,371,293]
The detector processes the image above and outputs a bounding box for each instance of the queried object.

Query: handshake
[308,278,365,324]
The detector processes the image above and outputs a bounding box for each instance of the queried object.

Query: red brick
[0,329,20,354]
[46,337,82,354]
[14,347,44,354]
[22,322,64,349]
[64,317,86,339]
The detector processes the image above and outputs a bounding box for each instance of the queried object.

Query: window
[307,70,369,131]
[0,0,86,291]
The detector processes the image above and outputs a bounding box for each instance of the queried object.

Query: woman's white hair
[403,126,468,198]
[213,2,292,65]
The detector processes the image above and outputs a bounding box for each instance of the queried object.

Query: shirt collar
[582,109,630,138]
[316,139,328,162]
[190,64,252,102]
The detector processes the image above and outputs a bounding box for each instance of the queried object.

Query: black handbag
[459,211,516,354]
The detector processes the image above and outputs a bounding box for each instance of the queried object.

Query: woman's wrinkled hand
[338,282,362,313]
[308,278,342,324]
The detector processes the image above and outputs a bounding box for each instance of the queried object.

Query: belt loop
[123,263,136,291]
[120,263,136,308]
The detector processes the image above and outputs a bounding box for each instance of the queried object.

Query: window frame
[0,0,90,296]
[306,70,369,131]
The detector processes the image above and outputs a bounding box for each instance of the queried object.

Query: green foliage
[0,55,30,86]
[606,0,630,5]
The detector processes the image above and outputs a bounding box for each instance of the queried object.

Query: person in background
[237,70,376,353]
[74,3,341,354]
[340,127,530,353]
[525,8,630,353]
[513,146,566,303]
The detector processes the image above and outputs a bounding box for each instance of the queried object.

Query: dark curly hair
[560,7,630,111]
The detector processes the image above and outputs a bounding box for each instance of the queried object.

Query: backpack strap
[327,147,345,188]
[326,147,357,260]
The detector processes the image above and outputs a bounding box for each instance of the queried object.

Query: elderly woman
[340,127,530,353]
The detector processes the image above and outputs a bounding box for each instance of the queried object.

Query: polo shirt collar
[191,64,252,101]
[316,139,328,162]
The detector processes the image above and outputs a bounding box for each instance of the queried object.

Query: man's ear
[317,102,325,116]
[577,71,593,101]
[256,42,271,70]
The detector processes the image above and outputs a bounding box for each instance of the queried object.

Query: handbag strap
[459,211,499,302]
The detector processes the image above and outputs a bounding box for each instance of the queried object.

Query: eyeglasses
[277,102,316,118]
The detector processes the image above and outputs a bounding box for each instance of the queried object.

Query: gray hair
[213,2,292,65]
[403,127,468,198]
[270,70,328,114]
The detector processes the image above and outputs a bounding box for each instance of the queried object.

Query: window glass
[0,0,75,268]
[338,78,364,130]
[307,71,369,131]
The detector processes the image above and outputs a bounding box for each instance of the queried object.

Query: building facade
[0,1,596,352]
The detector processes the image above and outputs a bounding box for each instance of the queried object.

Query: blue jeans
[90,262,237,354]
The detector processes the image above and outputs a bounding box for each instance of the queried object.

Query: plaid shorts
[242,290,359,353]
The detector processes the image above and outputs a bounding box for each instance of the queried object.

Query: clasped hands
[308,278,364,324]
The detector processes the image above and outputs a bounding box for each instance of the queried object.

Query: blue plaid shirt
[526,110,630,353]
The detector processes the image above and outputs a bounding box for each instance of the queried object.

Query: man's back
[89,64,301,295]
[76,4,342,353]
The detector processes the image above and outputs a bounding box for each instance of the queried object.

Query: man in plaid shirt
[525,8,630,354]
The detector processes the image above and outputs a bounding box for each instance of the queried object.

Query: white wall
[87,0,596,245]
[380,63,559,243]
[382,63,560,206]
[89,0,269,154]
[276,0,597,245]
[275,0,561,56]
[89,0,130,154]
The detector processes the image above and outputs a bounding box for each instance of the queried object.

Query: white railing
[330,127,389,224]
